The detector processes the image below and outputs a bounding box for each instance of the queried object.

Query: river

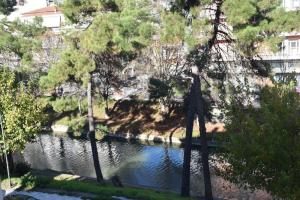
[18,134,271,199]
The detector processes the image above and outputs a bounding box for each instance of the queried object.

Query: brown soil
[95,100,225,139]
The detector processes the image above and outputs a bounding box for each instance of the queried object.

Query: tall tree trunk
[181,0,222,197]
[181,78,196,197]
[181,67,213,199]
[87,81,104,182]
[194,72,213,200]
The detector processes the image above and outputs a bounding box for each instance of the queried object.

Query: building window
[289,40,299,55]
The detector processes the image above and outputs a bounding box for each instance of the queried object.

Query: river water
[19,134,271,199]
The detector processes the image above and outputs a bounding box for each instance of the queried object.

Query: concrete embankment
[49,124,220,147]
[105,133,219,147]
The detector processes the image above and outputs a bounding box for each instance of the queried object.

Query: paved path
[0,189,4,200]
[4,189,82,200]
[3,189,133,200]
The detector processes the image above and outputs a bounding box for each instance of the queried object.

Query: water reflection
[21,134,271,199]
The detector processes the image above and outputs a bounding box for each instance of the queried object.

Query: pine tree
[0,0,16,15]
[161,0,300,198]
[41,0,154,182]
[0,17,45,81]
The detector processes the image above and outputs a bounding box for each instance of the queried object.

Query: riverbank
[104,133,220,147]
[1,173,193,200]
[52,100,225,145]
[95,100,225,140]
[14,135,272,199]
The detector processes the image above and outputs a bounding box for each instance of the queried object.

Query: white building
[283,0,300,10]
[7,0,64,31]
[216,0,300,92]
[263,2,300,91]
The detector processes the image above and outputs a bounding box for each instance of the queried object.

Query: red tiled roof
[22,6,61,17]
[286,35,300,40]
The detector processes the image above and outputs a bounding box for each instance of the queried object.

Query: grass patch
[2,173,193,200]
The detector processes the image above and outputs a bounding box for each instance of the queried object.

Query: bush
[20,173,37,189]
[95,124,110,140]
[51,97,79,113]
[96,124,110,135]
[217,84,300,199]
[68,116,87,135]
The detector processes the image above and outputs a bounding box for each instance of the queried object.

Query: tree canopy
[0,0,16,15]
[223,0,300,54]
[0,17,45,77]
[163,0,300,198]
[41,0,153,89]
[0,68,42,154]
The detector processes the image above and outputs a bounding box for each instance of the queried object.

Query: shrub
[95,124,110,140]
[217,84,300,199]
[20,173,37,190]
[68,116,87,135]
[51,97,79,113]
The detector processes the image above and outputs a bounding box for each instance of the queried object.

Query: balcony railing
[260,52,300,60]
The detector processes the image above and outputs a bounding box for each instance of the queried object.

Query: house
[21,5,64,31]
[7,0,64,32]
[214,0,300,92]
[262,0,300,91]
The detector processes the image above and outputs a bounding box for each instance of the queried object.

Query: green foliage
[159,9,211,49]
[96,124,110,134]
[20,173,37,190]
[0,68,42,155]
[218,84,300,199]
[223,0,300,54]
[186,18,211,49]
[40,47,95,88]
[173,78,190,97]
[160,12,186,44]
[68,115,87,133]
[95,124,110,140]
[42,1,154,90]
[80,0,153,54]
[0,0,16,15]
[61,0,103,23]
[41,0,154,131]
[51,96,79,113]
[0,18,45,73]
